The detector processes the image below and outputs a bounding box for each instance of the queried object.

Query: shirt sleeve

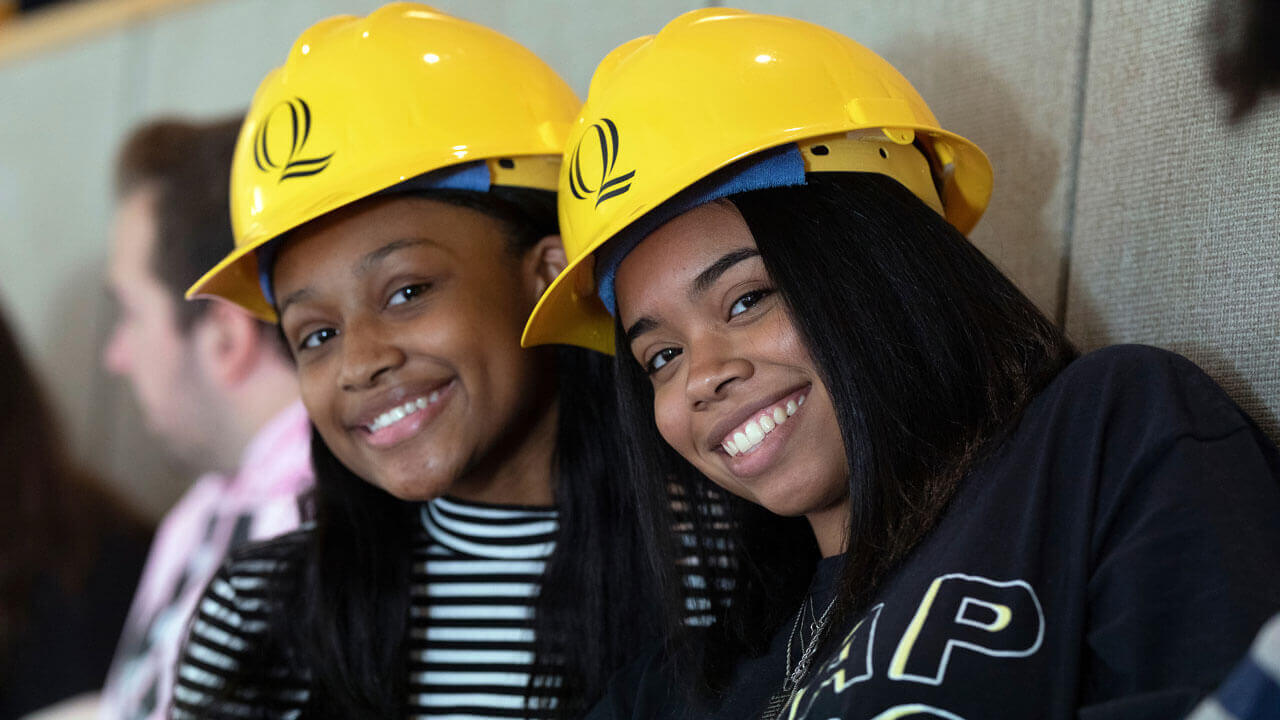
[168,548,309,719]
[1079,359,1280,719]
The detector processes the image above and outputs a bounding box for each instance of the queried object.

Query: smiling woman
[617,201,850,558]
[273,195,561,506]
[169,5,667,720]
[523,8,1280,720]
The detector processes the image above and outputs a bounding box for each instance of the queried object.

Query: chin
[747,474,845,519]
[372,469,457,502]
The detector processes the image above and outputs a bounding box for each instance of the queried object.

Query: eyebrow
[690,248,760,299]
[623,316,659,348]
[277,237,441,318]
[356,237,439,276]
[277,287,315,319]
[623,247,762,347]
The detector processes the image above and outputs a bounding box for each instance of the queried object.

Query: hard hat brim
[186,241,277,323]
[522,256,614,355]
[522,129,992,355]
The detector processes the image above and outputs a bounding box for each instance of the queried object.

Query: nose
[103,324,129,375]
[338,316,406,391]
[684,333,752,409]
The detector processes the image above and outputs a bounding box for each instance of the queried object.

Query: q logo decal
[569,118,635,208]
[253,97,334,183]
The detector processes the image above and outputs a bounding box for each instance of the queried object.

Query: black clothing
[0,524,150,719]
[589,346,1280,720]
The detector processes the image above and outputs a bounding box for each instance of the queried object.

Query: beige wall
[1064,0,1280,435]
[0,0,1275,519]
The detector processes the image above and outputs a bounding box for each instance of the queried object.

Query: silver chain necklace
[761,594,838,720]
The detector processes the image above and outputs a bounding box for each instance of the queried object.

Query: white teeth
[722,394,808,457]
[367,393,442,433]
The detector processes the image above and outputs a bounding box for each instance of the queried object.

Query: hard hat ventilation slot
[498,158,515,169]
[810,145,830,156]
[879,148,888,159]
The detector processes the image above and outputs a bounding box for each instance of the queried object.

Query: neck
[806,495,851,558]
[446,396,559,508]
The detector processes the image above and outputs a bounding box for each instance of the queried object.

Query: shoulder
[225,525,312,565]
[1056,343,1213,382]
[197,529,312,622]
[175,531,313,716]
[1029,344,1256,441]
[216,527,312,592]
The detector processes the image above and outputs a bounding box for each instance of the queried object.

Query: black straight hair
[612,172,1077,699]
[246,186,656,718]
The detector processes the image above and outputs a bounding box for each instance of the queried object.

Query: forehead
[271,195,514,293]
[108,188,161,284]
[614,201,756,315]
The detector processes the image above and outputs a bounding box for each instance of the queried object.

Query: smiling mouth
[721,390,808,456]
[365,389,442,433]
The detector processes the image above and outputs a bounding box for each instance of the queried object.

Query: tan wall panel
[0,30,184,519]
[1064,0,1280,437]
[732,0,1091,320]
[424,0,708,96]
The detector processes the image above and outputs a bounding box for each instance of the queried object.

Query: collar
[419,496,558,560]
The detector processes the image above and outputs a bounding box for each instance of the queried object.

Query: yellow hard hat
[187,2,580,322]
[522,8,993,354]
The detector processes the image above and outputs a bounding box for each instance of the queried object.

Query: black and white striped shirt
[171,497,563,720]
[409,498,559,717]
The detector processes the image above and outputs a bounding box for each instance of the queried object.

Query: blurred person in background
[98,118,312,720]
[0,303,150,719]
[1180,3,1280,719]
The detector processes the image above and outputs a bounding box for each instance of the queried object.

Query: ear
[521,234,569,302]
[192,298,264,388]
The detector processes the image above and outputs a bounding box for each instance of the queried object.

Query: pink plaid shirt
[99,401,313,720]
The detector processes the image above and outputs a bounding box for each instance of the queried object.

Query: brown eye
[646,347,682,374]
[387,282,433,308]
[299,327,338,351]
[729,289,772,318]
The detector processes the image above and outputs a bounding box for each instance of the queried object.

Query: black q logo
[253,98,334,183]
[569,118,635,208]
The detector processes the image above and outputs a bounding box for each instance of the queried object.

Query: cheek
[652,385,694,457]
[771,308,813,365]
[441,291,535,399]
[297,363,338,434]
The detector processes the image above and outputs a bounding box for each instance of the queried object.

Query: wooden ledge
[0,0,210,66]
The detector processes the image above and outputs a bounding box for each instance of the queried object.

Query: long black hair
[261,186,655,718]
[613,172,1077,698]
